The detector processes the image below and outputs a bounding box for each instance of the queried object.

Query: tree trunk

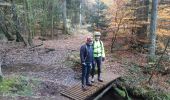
[143,0,150,37]
[41,0,47,37]
[79,0,82,27]
[149,0,159,60]
[135,0,150,38]
[51,0,55,39]
[0,6,14,41]
[0,57,3,82]
[25,0,33,46]
[97,0,100,29]
[0,24,14,41]
[62,0,68,34]
[11,0,27,45]
[140,0,149,39]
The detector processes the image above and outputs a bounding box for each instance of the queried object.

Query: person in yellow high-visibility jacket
[91,31,105,82]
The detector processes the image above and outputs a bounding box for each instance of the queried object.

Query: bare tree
[149,0,159,60]
[79,0,82,27]
[0,58,3,82]
[62,0,68,34]
[11,0,27,45]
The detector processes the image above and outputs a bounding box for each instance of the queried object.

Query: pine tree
[90,0,108,30]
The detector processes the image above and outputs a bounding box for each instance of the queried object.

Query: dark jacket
[80,43,94,64]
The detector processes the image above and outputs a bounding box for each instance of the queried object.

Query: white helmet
[94,31,101,36]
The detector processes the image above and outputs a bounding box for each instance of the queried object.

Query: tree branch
[148,38,170,84]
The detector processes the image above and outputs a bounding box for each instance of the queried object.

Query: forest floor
[0,29,90,99]
[104,33,170,99]
[0,28,170,100]
[0,28,124,100]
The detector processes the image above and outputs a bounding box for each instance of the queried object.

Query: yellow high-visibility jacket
[93,40,105,58]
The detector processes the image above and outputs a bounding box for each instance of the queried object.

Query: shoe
[98,79,103,82]
[82,85,87,91]
[91,78,95,83]
[86,83,93,86]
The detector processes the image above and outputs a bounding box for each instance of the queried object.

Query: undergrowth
[0,76,39,96]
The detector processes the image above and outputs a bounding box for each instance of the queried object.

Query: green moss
[113,85,132,100]
[128,64,141,73]
[0,77,17,93]
[147,55,157,63]
[166,94,170,100]
[0,75,3,83]
[166,80,170,84]
[144,91,170,100]
[127,84,169,100]
[0,76,39,96]
[115,78,170,100]
[114,87,126,97]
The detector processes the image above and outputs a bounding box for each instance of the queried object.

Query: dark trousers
[91,57,102,79]
[82,63,91,86]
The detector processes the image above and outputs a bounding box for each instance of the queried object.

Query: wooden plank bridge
[60,72,120,100]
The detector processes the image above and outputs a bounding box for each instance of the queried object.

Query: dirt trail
[1,30,94,99]
[0,29,126,99]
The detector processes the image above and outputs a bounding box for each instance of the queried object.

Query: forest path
[1,29,125,99]
[1,29,94,99]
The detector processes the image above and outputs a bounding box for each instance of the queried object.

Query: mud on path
[0,30,93,99]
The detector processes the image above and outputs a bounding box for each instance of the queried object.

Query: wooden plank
[61,85,98,100]
[61,88,85,100]
[62,86,85,100]
[60,72,120,100]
